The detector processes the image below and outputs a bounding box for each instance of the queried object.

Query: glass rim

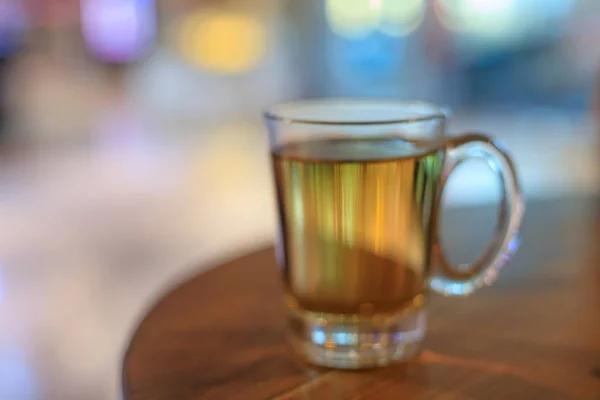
[264,98,447,126]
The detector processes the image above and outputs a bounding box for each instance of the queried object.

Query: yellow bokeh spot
[178,11,266,74]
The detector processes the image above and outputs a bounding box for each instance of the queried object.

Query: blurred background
[0,0,599,398]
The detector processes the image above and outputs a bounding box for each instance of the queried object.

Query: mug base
[286,305,426,369]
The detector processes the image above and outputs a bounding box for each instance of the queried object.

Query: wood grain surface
[122,198,600,399]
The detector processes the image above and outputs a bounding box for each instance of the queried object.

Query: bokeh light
[177,11,266,74]
[325,0,380,39]
[81,0,156,63]
[0,0,28,58]
[435,0,517,39]
[434,0,576,42]
[379,0,426,37]
[326,0,424,39]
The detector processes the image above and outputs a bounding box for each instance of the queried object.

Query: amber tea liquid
[273,137,443,314]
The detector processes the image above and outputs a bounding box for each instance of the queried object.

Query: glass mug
[264,99,524,369]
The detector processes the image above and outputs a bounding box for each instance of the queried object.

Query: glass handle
[429,133,525,296]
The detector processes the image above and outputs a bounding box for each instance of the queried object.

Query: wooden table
[122,198,600,399]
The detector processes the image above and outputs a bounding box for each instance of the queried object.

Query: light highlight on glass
[311,329,326,345]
